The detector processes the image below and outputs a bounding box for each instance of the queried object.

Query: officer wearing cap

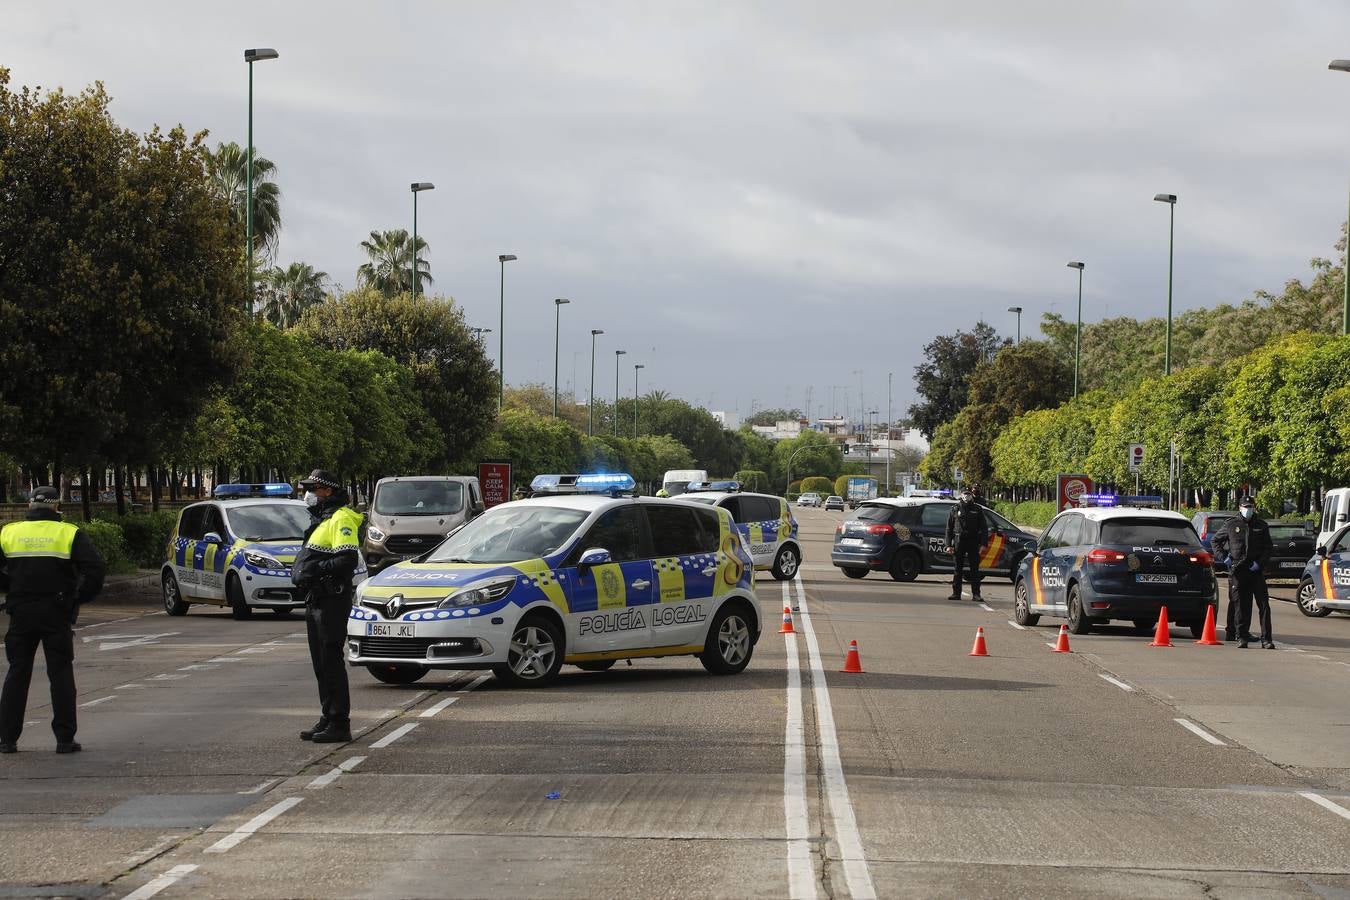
[0,487,105,754]
[290,470,363,743]
[1211,496,1274,648]
[944,486,988,602]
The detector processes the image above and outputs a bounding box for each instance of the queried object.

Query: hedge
[993,501,1057,530]
[81,520,134,574]
[116,511,178,568]
[799,476,834,496]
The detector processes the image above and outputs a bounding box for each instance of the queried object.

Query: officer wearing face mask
[290,470,363,743]
[1211,496,1273,648]
[945,486,989,602]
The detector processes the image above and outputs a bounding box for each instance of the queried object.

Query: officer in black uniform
[1211,496,1274,648]
[945,487,988,602]
[0,486,105,754]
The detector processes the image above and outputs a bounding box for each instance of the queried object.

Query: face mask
[961,494,973,504]
[304,491,319,508]
[1239,507,1254,519]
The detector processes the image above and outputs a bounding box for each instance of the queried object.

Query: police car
[679,481,802,580]
[347,474,761,687]
[1295,523,1350,617]
[161,484,367,620]
[1013,506,1217,635]
[831,497,1036,582]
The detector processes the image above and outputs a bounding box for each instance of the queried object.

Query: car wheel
[700,602,755,675]
[227,574,252,620]
[1131,619,1155,635]
[841,567,868,579]
[575,660,616,672]
[1297,579,1331,617]
[1013,579,1039,626]
[889,548,920,582]
[365,663,427,685]
[1066,584,1092,635]
[493,616,564,686]
[771,545,800,581]
[162,572,189,616]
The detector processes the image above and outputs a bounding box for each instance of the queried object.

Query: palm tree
[356,229,432,297]
[206,141,282,264]
[261,262,328,328]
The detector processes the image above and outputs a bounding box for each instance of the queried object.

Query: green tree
[773,431,842,491]
[261,262,328,328]
[908,321,1008,439]
[205,141,282,265]
[745,408,802,427]
[356,229,431,297]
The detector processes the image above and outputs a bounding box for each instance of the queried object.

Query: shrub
[733,470,770,493]
[999,501,1057,530]
[81,519,133,574]
[116,511,179,568]
[799,476,833,497]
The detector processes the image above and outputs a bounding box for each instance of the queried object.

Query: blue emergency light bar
[529,473,637,495]
[1121,495,1164,507]
[1082,493,1118,507]
[213,483,294,499]
[686,480,740,493]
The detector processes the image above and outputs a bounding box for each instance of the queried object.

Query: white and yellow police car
[679,481,802,580]
[347,473,760,686]
[160,484,367,620]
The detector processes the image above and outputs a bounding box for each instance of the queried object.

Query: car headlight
[438,577,516,609]
[244,551,284,570]
[353,580,367,607]
[367,526,386,543]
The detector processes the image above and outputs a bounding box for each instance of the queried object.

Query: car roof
[683,491,780,503]
[1198,510,1237,517]
[375,475,475,484]
[511,495,715,514]
[858,498,954,508]
[188,498,305,509]
[1062,506,1191,523]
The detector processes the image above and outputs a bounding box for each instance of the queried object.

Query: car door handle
[702,567,718,576]
[630,579,651,590]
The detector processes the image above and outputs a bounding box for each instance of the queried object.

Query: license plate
[1136,574,1177,584]
[1281,561,1303,568]
[839,538,865,546]
[366,622,416,638]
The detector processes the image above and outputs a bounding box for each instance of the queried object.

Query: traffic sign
[1127,443,1145,473]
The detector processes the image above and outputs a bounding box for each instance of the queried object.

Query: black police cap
[1238,495,1256,507]
[298,469,341,489]
[30,485,59,504]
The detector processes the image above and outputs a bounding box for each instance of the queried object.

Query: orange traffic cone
[1194,604,1222,646]
[968,627,989,657]
[778,605,796,635]
[1149,606,1173,647]
[1052,624,1072,653]
[839,640,864,673]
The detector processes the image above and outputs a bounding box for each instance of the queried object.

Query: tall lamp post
[614,349,627,436]
[1067,262,1085,398]
[410,183,434,301]
[243,48,279,310]
[552,299,570,418]
[866,409,878,483]
[588,329,604,436]
[1327,59,1350,334]
[633,364,645,437]
[1007,306,1023,344]
[470,327,492,345]
[497,254,517,410]
[886,372,893,495]
[1154,193,1177,374]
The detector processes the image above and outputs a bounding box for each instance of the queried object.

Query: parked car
[1317,487,1350,550]
[362,475,485,574]
[796,492,822,508]
[823,495,845,511]
[1265,521,1316,582]
[1296,523,1350,617]
[1190,510,1237,573]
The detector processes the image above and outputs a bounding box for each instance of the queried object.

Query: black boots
[300,719,330,741]
[311,720,352,743]
[55,741,81,754]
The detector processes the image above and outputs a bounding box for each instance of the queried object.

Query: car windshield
[224,504,310,542]
[1269,523,1311,540]
[1099,518,1200,548]
[374,480,464,516]
[424,504,589,564]
[682,497,716,505]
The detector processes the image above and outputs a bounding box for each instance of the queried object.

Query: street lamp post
[588,330,604,436]
[1154,193,1177,374]
[614,350,627,436]
[410,183,434,301]
[470,327,492,344]
[634,364,645,437]
[552,299,570,418]
[1067,262,1085,398]
[1327,60,1350,334]
[1007,306,1023,344]
[497,254,517,410]
[243,48,278,310]
[866,409,878,482]
[886,372,893,495]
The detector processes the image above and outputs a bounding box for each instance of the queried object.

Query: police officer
[290,470,363,743]
[1212,496,1274,648]
[945,487,988,602]
[0,486,105,754]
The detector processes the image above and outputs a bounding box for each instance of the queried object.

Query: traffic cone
[1149,606,1173,647]
[968,627,989,657]
[1052,624,1072,653]
[839,640,864,673]
[1194,604,1222,646]
[778,605,796,635]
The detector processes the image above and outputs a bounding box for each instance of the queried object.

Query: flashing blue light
[529,473,636,494]
[933,488,955,497]
[687,480,740,493]
[213,483,294,499]
[1082,493,1118,507]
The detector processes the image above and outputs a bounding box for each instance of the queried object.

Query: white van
[1318,488,1350,549]
[661,469,707,497]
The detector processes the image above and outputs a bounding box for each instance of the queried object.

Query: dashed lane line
[1006,620,1026,631]
[370,722,419,749]
[204,797,303,854]
[122,864,199,900]
[307,755,366,789]
[458,673,492,692]
[78,695,117,708]
[781,580,818,900]
[1300,792,1350,822]
[238,778,279,795]
[419,696,459,718]
[1175,718,1226,746]
[1098,673,1134,692]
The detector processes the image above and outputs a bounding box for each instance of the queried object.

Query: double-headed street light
[614,350,627,436]
[410,183,434,302]
[553,299,570,418]
[1328,59,1350,335]
[1067,262,1086,399]
[470,326,492,344]
[497,254,517,410]
[588,329,604,436]
[1007,306,1023,344]
[1154,193,1177,374]
[243,47,278,310]
[634,364,645,437]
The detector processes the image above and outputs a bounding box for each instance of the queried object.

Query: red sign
[1056,474,1094,512]
[478,461,512,509]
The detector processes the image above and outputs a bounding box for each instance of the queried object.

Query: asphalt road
[1,508,1348,899]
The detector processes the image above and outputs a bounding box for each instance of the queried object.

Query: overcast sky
[7,1,1350,422]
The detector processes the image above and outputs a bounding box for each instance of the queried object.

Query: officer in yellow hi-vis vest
[0,486,105,754]
[290,470,363,744]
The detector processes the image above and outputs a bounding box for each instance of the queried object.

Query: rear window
[1268,523,1310,541]
[1100,518,1200,548]
[853,504,894,523]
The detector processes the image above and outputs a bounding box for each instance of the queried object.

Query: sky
[6,1,1350,423]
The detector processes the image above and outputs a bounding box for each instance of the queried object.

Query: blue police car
[1296,523,1350,617]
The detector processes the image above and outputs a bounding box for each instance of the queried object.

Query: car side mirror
[203,532,225,545]
[578,547,611,576]
[1317,545,1328,557]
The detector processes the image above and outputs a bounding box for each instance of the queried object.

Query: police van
[160,484,367,620]
[679,481,802,580]
[347,473,760,687]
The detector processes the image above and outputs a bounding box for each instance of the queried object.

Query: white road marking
[204,797,303,853]
[76,613,157,631]
[793,575,876,899]
[208,657,245,663]
[419,697,459,718]
[1097,673,1134,692]
[233,647,273,654]
[979,603,995,612]
[123,864,199,900]
[238,778,279,795]
[781,581,817,899]
[458,673,491,692]
[1300,792,1350,822]
[307,755,366,789]
[115,683,145,690]
[370,722,419,749]
[144,673,189,681]
[85,632,181,652]
[177,664,217,672]
[1007,620,1026,631]
[78,695,116,708]
[1175,718,1226,746]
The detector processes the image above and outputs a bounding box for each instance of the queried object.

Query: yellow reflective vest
[0,519,79,560]
[305,507,363,553]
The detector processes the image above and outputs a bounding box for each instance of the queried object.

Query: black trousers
[305,594,350,723]
[0,602,77,744]
[950,540,983,597]
[1231,568,1273,643]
